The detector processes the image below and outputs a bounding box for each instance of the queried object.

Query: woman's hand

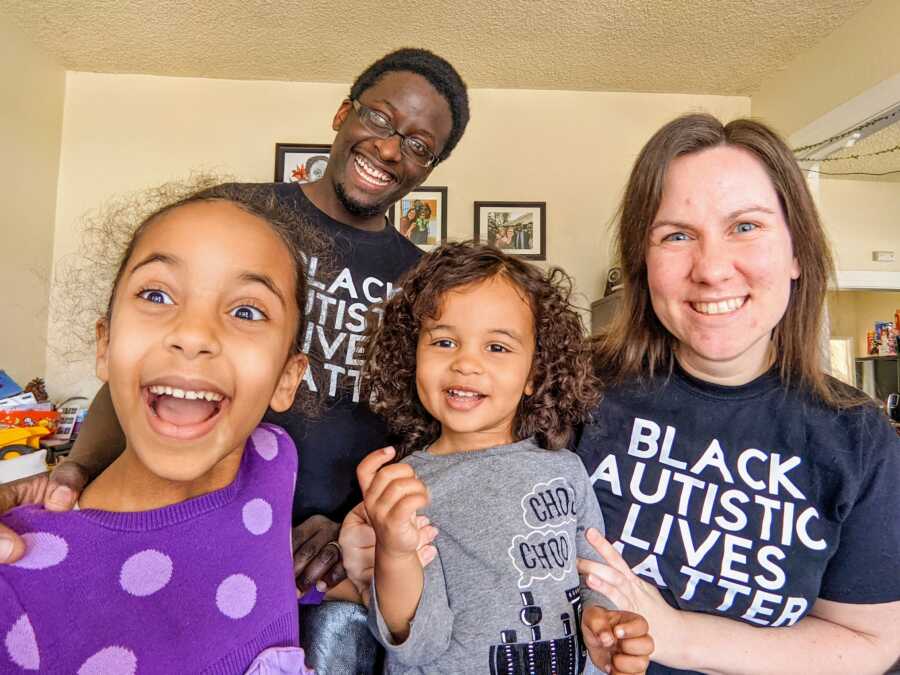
[578,529,681,662]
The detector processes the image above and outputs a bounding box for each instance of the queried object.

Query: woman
[576,113,900,673]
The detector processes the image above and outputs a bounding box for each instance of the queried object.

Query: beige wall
[828,290,900,357]
[0,17,65,387]
[816,177,900,273]
[43,71,749,398]
[752,0,900,136]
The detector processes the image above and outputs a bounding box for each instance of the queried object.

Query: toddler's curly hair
[362,242,600,456]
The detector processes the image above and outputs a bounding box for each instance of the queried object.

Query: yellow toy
[0,426,51,456]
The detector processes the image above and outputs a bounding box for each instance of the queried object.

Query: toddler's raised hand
[582,606,653,675]
[356,447,430,560]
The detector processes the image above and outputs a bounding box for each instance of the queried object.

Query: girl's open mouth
[143,384,229,441]
[445,387,486,411]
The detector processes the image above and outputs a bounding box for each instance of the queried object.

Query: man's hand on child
[356,446,430,561]
[0,460,87,563]
[582,606,653,675]
[292,514,345,594]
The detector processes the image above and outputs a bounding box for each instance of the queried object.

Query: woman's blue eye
[138,289,173,305]
[231,305,266,321]
[735,222,757,233]
[662,232,690,242]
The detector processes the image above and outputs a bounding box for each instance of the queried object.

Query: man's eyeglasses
[351,99,439,168]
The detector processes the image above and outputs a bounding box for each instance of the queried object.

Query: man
[0,47,469,672]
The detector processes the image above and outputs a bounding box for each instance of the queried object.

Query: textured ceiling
[1,0,873,95]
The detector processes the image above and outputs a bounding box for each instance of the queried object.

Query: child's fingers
[611,612,650,640]
[611,651,652,675]
[363,463,418,507]
[582,606,616,648]
[619,634,655,658]
[416,543,437,567]
[387,492,430,525]
[374,476,429,516]
[355,446,397,495]
[341,514,377,550]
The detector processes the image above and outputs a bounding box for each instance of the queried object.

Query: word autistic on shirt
[298,256,397,402]
[590,416,828,628]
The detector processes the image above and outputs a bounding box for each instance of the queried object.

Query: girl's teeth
[449,389,481,398]
[147,385,224,402]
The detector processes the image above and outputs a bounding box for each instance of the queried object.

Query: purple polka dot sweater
[0,424,314,674]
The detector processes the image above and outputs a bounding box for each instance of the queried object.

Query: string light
[816,143,900,162]
[791,109,900,154]
[803,167,900,176]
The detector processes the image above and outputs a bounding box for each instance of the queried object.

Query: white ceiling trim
[789,72,900,150]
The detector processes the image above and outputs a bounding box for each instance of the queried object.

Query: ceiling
[1,0,873,95]
[810,116,900,181]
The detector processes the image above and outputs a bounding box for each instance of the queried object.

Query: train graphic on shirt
[489,586,588,675]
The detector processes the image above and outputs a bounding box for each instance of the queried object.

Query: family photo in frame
[389,186,448,251]
[474,201,546,260]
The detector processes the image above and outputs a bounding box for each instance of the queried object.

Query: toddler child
[355,242,653,674]
[0,184,323,673]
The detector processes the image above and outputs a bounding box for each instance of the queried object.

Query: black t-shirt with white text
[265,182,422,524]
[576,365,900,674]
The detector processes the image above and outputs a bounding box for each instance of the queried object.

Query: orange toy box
[0,410,60,434]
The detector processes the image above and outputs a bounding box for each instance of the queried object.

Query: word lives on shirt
[298,255,397,402]
[591,416,828,628]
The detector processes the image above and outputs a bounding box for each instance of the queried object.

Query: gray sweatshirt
[370,437,612,674]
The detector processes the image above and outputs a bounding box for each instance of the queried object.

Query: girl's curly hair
[362,241,600,456]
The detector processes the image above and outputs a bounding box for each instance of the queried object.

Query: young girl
[0,184,321,673]
[355,242,653,674]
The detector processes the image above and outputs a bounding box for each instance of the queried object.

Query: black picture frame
[387,186,449,252]
[274,143,331,183]
[474,201,546,260]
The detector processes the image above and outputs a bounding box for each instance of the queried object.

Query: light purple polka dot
[119,549,173,597]
[12,532,68,570]
[242,499,273,535]
[251,427,278,461]
[5,614,39,670]
[216,574,257,619]
[77,646,137,675]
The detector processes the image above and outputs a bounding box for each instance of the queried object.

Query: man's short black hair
[350,48,469,163]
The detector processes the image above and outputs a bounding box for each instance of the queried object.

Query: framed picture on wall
[474,201,546,260]
[387,186,448,252]
[274,143,331,183]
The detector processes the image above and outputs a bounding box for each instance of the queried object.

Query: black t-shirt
[576,365,900,675]
[265,182,422,524]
